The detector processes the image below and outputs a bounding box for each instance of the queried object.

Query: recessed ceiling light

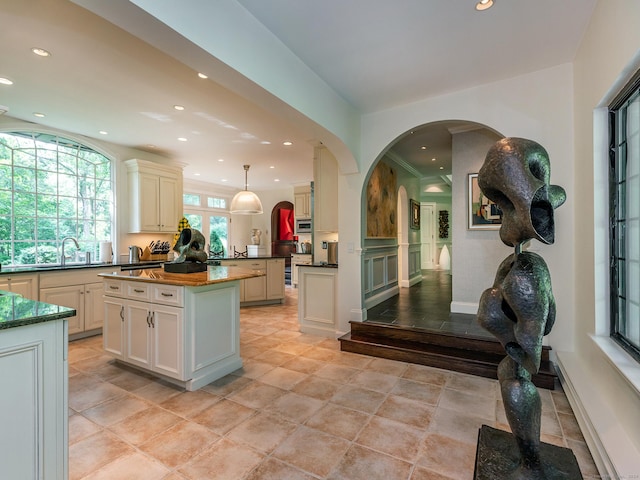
[475,0,494,11]
[218,158,224,162]
[177,137,187,142]
[198,72,208,79]
[431,158,436,162]
[0,77,14,85]
[420,146,427,150]
[174,105,185,111]
[261,141,271,145]
[283,141,293,146]
[99,130,108,135]
[194,173,200,176]
[33,112,45,118]
[439,166,444,170]
[31,47,51,57]
[269,166,275,169]
[274,179,280,182]
[222,179,228,182]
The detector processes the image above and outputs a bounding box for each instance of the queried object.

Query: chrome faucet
[61,237,80,266]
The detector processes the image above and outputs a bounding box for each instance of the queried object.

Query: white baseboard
[556,351,640,479]
[364,285,399,310]
[450,301,478,315]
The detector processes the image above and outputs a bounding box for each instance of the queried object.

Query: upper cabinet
[125,159,183,233]
[294,185,311,219]
[313,147,338,232]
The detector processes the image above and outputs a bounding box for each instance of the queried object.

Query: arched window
[0,131,113,266]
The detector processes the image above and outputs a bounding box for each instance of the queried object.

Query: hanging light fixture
[230,165,263,214]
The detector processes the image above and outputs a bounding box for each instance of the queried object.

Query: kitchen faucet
[60,237,79,266]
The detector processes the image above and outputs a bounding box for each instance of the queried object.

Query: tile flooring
[68,286,599,479]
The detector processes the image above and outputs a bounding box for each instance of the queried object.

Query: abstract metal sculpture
[475,138,580,478]
[164,228,208,273]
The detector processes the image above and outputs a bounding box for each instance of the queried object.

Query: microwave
[296,218,312,233]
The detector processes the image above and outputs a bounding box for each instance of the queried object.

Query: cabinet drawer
[127,282,151,301]
[152,284,183,307]
[244,260,266,271]
[104,279,125,296]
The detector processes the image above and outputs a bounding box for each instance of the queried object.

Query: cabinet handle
[160,292,174,297]
[134,289,144,293]
[109,285,119,290]
[146,312,151,327]
[150,312,155,328]
[120,306,124,322]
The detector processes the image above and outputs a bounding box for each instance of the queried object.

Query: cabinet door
[139,173,161,231]
[103,298,125,359]
[267,259,285,299]
[159,176,180,232]
[84,283,105,331]
[1,275,38,300]
[150,304,183,379]
[124,301,152,369]
[40,286,83,335]
[294,192,310,218]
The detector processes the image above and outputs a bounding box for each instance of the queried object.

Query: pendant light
[230,164,263,214]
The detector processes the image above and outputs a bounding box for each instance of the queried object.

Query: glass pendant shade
[230,165,263,214]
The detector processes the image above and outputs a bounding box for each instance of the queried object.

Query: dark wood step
[340,322,557,390]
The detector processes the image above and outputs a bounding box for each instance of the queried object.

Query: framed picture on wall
[410,199,420,229]
[468,173,502,230]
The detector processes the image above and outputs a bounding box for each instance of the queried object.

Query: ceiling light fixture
[230,165,263,215]
[198,72,208,79]
[0,77,14,85]
[283,141,293,146]
[31,47,51,57]
[99,130,108,135]
[174,105,185,111]
[177,137,187,142]
[33,112,45,118]
[475,0,494,11]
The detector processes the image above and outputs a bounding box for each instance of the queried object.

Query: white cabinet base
[298,266,337,338]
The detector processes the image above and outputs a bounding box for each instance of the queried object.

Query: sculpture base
[474,425,582,480]
[163,262,207,273]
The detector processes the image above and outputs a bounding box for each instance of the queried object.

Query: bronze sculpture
[475,138,580,478]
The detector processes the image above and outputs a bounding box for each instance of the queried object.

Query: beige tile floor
[68,286,599,480]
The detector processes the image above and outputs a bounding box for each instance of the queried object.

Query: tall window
[183,193,230,256]
[0,131,113,266]
[610,71,640,362]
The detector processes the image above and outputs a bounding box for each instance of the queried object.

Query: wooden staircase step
[340,323,557,390]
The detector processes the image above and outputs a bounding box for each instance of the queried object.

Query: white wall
[450,129,502,313]
[559,0,640,476]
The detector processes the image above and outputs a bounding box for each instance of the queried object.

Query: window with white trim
[183,192,230,257]
[0,131,113,266]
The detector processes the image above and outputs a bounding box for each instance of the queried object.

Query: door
[125,300,152,369]
[103,298,125,358]
[151,304,183,379]
[420,203,436,269]
[183,213,230,257]
[40,285,83,334]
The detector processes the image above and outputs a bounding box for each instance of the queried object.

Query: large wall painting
[366,161,397,237]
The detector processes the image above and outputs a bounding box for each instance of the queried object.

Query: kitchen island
[100,265,263,391]
[0,292,76,480]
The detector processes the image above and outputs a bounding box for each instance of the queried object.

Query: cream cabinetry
[313,147,338,232]
[40,267,114,337]
[0,317,68,479]
[218,258,284,305]
[294,185,311,219]
[103,277,242,390]
[0,273,38,299]
[125,159,183,233]
[298,265,337,337]
[291,254,312,287]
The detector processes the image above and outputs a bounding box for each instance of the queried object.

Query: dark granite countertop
[304,263,339,269]
[0,292,76,330]
[0,260,163,275]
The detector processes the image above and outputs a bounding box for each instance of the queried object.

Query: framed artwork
[468,173,502,230]
[366,161,398,237]
[410,199,420,229]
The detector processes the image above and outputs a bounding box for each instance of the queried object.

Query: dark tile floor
[365,270,492,338]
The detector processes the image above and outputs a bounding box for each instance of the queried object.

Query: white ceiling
[0,0,596,191]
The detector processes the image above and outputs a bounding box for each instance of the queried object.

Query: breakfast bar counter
[99,265,263,391]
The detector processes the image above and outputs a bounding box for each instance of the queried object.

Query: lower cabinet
[291,254,312,287]
[103,278,242,390]
[40,268,114,337]
[219,258,285,305]
[0,273,39,300]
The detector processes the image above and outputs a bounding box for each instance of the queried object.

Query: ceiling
[0,0,596,192]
